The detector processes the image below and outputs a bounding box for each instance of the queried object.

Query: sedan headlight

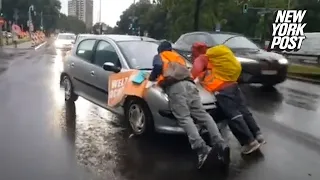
[237,57,257,63]
[278,58,288,64]
[55,41,62,46]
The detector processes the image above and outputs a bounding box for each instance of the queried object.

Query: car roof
[181,31,244,36]
[78,33,95,36]
[99,34,158,42]
[58,33,75,35]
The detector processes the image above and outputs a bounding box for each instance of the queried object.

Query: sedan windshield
[58,34,75,40]
[211,34,259,49]
[118,41,191,69]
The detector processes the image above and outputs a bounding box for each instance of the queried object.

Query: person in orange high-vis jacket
[191,42,266,155]
[149,41,230,169]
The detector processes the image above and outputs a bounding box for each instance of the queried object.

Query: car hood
[195,82,216,104]
[231,48,284,62]
[56,39,73,44]
[124,69,217,105]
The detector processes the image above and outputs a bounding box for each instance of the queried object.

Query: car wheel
[62,75,78,102]
[125,99,154,136]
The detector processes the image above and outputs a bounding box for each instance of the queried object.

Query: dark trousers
[215,84,261,146]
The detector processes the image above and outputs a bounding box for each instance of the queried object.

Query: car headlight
[236,57,257,63]
[55,41,61,46]
[278,58,288,64]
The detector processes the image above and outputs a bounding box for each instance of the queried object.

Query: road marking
[35,41,47,50]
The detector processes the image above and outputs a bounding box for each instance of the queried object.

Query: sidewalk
[3,41,33,50]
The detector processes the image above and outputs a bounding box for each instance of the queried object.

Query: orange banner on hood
[108,70,149,107]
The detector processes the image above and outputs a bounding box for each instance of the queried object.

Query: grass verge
[287,64,320,83]
[1,38,30,46]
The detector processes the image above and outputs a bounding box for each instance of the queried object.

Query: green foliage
[57,14,87,34]
[92,22,113,34]
[1,0,61,32]
[1,0,86,34]
[112,0,320,42]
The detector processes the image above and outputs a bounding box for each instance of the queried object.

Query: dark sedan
[173,31,289,86]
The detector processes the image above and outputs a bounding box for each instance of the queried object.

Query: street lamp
[28,5,35,33]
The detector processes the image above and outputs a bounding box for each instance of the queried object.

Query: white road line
[35,41,47,50]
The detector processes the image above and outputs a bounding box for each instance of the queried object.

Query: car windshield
[211,34,259,49]
[77,35,91,42]
[118,41,191,69]
[58,34,75,40]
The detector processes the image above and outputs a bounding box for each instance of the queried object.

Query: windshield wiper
[221,35,242,44]
[137,68,153,70]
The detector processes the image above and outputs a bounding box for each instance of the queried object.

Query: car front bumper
[153,104,227,134]
[239,61,288,85]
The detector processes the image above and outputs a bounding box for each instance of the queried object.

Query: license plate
[261,70,277,75]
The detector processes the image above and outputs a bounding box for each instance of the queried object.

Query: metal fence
[282,52,320,66]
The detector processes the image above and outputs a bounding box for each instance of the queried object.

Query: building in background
[68,0,77,17]
[68,0,93,28]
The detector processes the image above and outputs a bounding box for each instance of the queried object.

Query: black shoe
[221,144,231,166]
[214,143,230,166]
[197,146,212,169]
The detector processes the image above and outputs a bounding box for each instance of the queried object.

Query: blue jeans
[215,84,261,146]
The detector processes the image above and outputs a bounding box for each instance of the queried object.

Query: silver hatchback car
[60,35,226,136]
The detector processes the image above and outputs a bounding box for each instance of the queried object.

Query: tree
[112,0,320,41]
[92,22,113,34]
[1,0,61,32]
[57,14,87,34]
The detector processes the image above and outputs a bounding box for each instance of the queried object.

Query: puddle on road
[51,53,264,180]
[282,87,320,111]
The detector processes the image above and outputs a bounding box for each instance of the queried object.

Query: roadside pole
[242,0,279,46]
[0,0,3,48]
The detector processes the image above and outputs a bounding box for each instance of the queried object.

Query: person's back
[192,42,265,154]
[206,45,241,82]
[149,41,230,169]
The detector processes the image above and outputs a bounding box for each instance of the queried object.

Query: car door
[89,40,122,107]
[69,39,98,100]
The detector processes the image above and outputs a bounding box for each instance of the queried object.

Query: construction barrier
[30,31,46,47]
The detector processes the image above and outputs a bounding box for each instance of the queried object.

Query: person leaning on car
[148,41,230,169]
[191,42,266,155]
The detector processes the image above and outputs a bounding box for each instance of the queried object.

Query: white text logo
[269,10,307,51]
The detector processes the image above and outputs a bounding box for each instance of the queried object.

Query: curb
[287,75,320,85]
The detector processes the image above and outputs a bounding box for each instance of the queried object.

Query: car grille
[260,59,279,69]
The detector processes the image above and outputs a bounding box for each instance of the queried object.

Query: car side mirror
[103,62,121,73]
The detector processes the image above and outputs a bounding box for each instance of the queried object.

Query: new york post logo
[269,10,307,51]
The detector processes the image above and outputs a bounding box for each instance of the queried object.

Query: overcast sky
[60,0,134,27]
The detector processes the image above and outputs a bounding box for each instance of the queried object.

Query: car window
[118,41,191,69]
[211,34,259,49]
[76,39,96,61]
[94,41,121,67]
[195,34,212,45]
[183,35,198,45]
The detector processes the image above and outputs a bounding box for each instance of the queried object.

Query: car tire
[62,75,78,102]
[125,98,154,136]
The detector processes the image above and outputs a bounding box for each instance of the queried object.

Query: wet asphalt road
[0,40,320,180]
